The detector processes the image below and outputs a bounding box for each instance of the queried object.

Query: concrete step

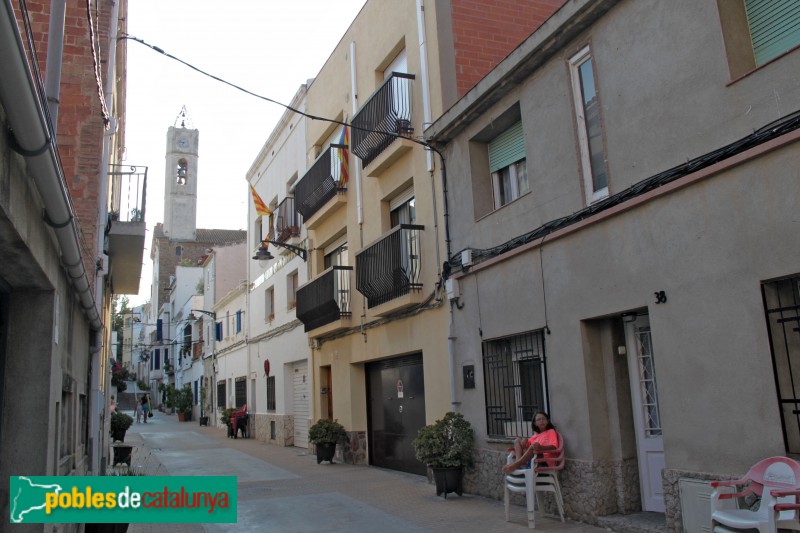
[595,512,667,533]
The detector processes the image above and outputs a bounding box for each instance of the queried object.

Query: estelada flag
[337,122,349,186]
[250,184,271,217]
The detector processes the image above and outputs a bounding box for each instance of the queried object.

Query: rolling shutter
[488,121,525,173]
[745,0,800,66]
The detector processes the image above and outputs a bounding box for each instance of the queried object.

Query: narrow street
[120,410,607,532]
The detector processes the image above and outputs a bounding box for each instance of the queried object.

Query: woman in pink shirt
[502,411,559,473]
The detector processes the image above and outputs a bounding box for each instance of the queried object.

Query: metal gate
[763,275,800,453]
[366,353,426,475]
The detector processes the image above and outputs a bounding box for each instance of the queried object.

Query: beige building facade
[295,0,457,472]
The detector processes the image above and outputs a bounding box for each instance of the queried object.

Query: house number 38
[654,291,667,304]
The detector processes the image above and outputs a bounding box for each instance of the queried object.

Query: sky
[124,0,367,306]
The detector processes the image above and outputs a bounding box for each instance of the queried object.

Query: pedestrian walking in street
[141,394,151,423]
[135,399,143,423]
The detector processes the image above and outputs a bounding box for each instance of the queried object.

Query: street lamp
[187,309,216,321]
[252,240,307,262]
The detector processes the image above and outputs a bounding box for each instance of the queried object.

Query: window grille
[235,377,247,409]
[763,274,800,453]
[217,381,226,408]
[267,376,276,411]
[483,330,548,438]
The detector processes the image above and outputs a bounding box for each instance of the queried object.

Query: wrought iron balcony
[296,266,353,332]
[275,196,300,242]
[295,144,348,221]
[351,72,414,167]
[355,224,423,308]
[107,165,147,294]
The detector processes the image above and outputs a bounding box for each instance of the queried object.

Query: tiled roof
[195,228,247,243]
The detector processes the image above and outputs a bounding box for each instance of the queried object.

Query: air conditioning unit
[445,278,460,301]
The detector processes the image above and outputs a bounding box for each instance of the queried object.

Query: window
[60,392,74,462]
[762,274,800,453]
[217,380,226,408]
[182,324,191,354]
[324,240,348,269]
[488,121,529,209]
[176,159,188,185]
[153,349,160,370]
[234,377,247,408]
[390,188,416,226]
[265,287,275,321]
[287,271,298,310]
[80,394,88,447]
[215,322,222,341]
[719,1,800,79]
[483,330,548,438]
[193,380,199,405]
[235,310,242,333]
[569,46,608,204]
[746,0,800,67]
[266,376,276,411]
[254,216,263,243]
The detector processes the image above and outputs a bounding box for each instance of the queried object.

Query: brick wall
[450,0,566,96]
[20,0,117,294]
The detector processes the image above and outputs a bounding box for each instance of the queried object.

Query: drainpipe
[0,0,101,331]
[92,0,120,475]
[349,41,362,227]
[44,0,66,132]
[417,0,455,409]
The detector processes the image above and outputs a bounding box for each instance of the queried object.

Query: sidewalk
[121,410,609,532]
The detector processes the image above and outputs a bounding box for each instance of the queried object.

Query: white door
[624,314,665,513]
[292,361,309,448]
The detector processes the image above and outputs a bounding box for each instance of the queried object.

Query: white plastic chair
[710,456,800,533]
[504,433,566,528]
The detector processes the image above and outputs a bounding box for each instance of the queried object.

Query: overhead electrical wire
[121,34,435,152]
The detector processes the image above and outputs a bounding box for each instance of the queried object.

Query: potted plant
[308,418,346,464]
[412,412,474,498]
[220,407,236,428]
[175,385,193,422]
[110,411,133,443]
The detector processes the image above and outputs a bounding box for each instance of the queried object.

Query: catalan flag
[337,121,349,187]
[250,184,272,217]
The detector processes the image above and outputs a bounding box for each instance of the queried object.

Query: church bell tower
[163,106,199,240]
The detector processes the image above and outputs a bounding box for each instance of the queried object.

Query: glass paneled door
[624,314,665,512]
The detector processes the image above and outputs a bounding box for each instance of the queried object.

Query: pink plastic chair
[504,433,566,528]
[710,456,800,533]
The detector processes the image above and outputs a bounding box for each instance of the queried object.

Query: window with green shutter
[488,121,525,173]
[489,121,528,209]
[745,0,800,66]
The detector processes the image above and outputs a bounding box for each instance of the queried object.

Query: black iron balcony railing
[296,266,353,332]
[275,196,300,242]
[355,224,423,308]
[294,144,347,221]
[108,164,147,223]
[351,72,415,167]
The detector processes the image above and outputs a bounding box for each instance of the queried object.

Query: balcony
[296,266,353,335]
[355,224,424,315]
[351,72,415,175]
[275,196,301,242]
[294,144,347,228]
[107,165,147,294]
